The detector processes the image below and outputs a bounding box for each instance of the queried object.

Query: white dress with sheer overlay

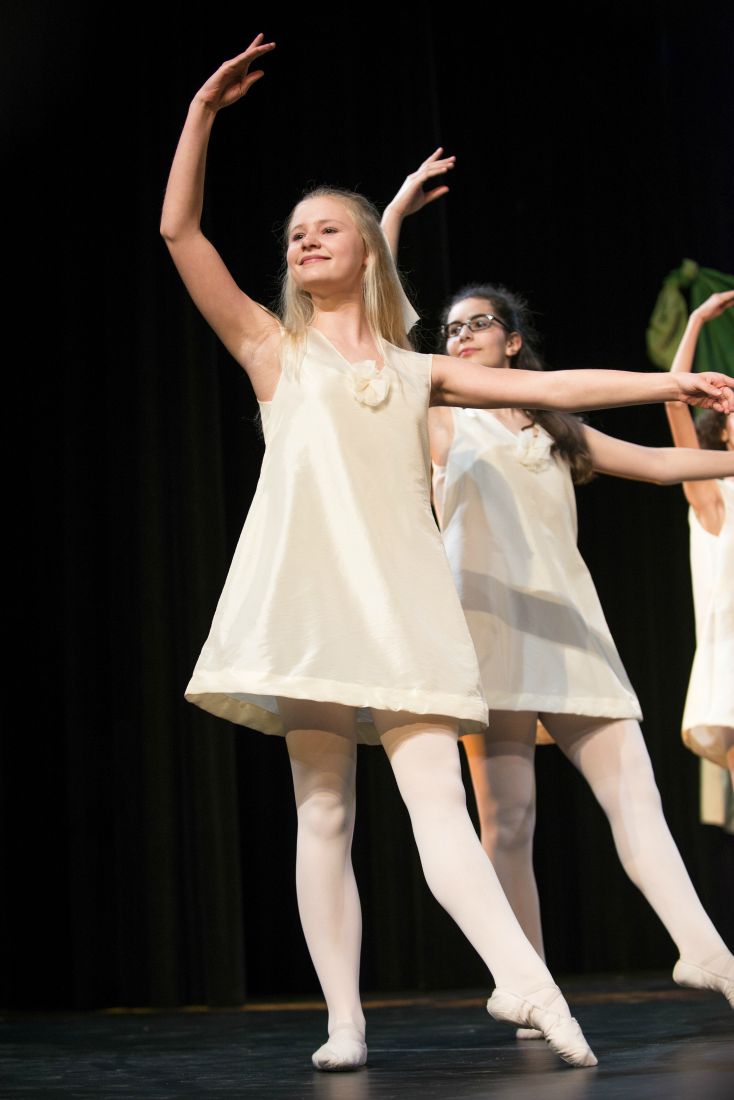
[185,329,487,743]
[432,408,641,720]
[682,478,734,769]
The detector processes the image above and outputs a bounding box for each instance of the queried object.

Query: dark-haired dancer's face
[445,297,519,369]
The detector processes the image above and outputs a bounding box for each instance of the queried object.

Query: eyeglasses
[440,314,510,340]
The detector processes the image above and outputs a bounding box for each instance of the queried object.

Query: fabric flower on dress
[348,361,392,408]
[515,424,553,471]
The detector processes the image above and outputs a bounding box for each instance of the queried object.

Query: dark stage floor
[1,974,732,1099]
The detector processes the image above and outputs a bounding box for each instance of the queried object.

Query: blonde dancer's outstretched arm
[431,353,733,416]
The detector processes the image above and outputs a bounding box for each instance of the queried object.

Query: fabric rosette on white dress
[514,423,554,473]
[347,360,393,408]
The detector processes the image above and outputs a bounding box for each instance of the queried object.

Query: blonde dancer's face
[287,197,367,296]
[444,297,521,369]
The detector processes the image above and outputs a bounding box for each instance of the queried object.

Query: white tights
[462,711,729,963]
[281,700,558,1057]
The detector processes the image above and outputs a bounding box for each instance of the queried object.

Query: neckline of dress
[309,327,387,373]
[466,408,536,440]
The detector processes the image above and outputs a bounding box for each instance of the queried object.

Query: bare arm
[160,35,281,399]
[431,354,734,414]
[380,148,455,259]
[663,291,734,530]
[584,425,734,485]
[665,307,704,450]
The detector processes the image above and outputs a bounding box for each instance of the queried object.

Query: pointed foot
[487,987,597,1068]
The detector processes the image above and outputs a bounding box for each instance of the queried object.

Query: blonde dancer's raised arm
[160,34,280,399]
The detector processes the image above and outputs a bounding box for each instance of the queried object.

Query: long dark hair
[441,283,595,484]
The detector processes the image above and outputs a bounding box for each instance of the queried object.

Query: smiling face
[286,196,367,296]
[445,296,522,369]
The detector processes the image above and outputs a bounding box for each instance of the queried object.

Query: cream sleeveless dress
[432,408,641,721]
[682,479,734,774]
[185,330,487,743]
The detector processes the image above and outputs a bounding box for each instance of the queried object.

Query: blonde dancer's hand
[674,371,734,412]
[194,34,276,113]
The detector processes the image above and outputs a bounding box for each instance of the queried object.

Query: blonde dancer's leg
[373,711,597,1067]
[545,713,734,1009]
[280,699,367,1071]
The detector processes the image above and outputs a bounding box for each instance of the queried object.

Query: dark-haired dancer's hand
[381,148,455,257]
[195,33,276,113]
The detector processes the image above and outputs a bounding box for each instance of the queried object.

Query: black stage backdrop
[5,3,733,1009]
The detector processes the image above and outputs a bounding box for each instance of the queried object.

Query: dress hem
[185,671,488,744]
[480,691,642,721]
[682,722,733,770]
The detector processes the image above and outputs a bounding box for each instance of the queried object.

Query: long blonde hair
[278,187,411,370]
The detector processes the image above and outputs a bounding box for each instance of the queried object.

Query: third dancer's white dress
[433,408,641,721]
[682,478,734,780]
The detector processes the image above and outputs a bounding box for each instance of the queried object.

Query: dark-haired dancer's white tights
[463,711,734,1021]
[281,700,596,1071]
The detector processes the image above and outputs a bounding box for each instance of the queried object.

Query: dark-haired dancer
[666,292,734,829]
[382,153,734,1033]
[161,52,734,1071]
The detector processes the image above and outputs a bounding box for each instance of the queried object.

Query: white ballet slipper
[311,1026,367,1072]
[515,1026,544,1039]
[673,955,734,1009]
[487,987,597,1068]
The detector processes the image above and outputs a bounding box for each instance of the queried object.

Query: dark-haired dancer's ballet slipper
[312,1026,367,1072]
[673,954,734,1009]
[487,987,597,1067]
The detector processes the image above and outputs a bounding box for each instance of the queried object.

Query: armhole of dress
[721,479,733,524]
[249,301,286,408]
[432,461,447,529]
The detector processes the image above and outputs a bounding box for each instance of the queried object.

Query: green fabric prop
[646,260,734,379]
